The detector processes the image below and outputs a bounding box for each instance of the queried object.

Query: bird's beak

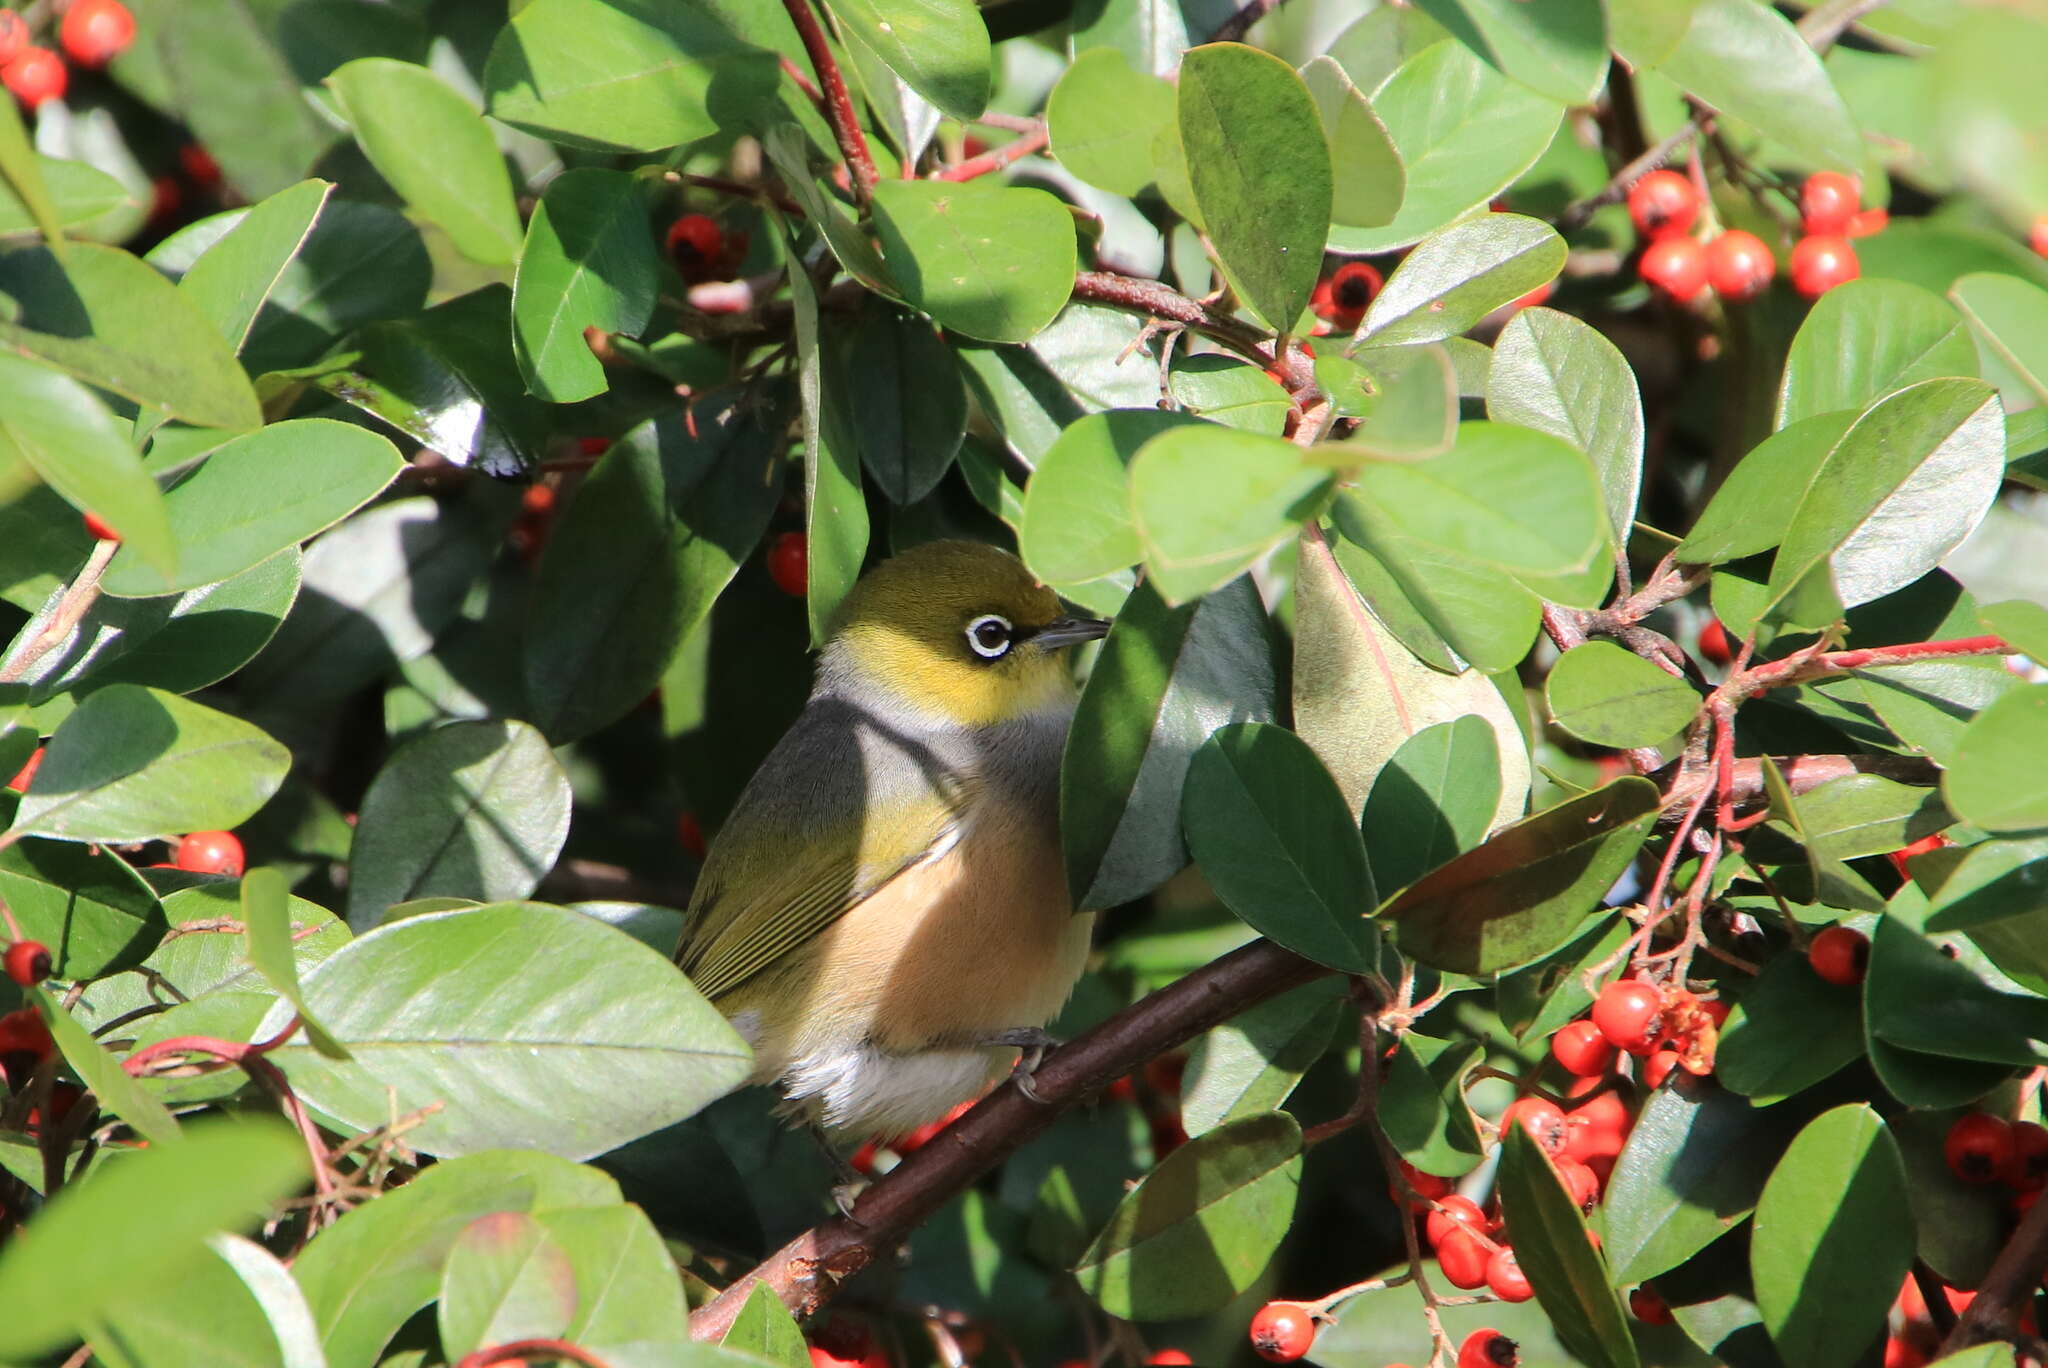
[1032,616,1112,650]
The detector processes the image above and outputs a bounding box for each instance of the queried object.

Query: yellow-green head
[821,540,1108,728]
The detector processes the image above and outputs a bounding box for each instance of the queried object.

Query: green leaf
[1751,1105,1911,1368]
[1297,58,1404,229]
[1292,527,1528,826]
[524,390,786,744]
[1361,214,1563,347]
[344,719,572,928]
[840,300,967,503]
[155,0,337,199]
[0,243,261,432]
[1182,978,1346,1138]
[99,419,402,598]
[826,0,988,121]
[485,0,779,151]
[241,866,349,1060]
[1892,1110,2005,1290]
[1412,0,1606,104]
[0,353,175,577]
[1128,425,1332,606]
[1182,723,1377,971]
[786,227,869,648]
[1777,280,1979,429]
[1716,952,1864,1105]
[1063,576,1277,911]
[1380,1034,1484,1175]
[91,1235,328,1368]
[0,1118,307,1361]
[1949,271,2048,409]
[169,179,331,355]
[328,59,523,268]
[1361,716,1503,893]
[1169,356,1291,436]
[1655,0,1863,171]
[0,839,163,979]
[1497,1126,1640,1368]
[1048,48,1173,197]
[1865,913,2048,1067]
[1546,642,1699,749]
[1766,379,2005,628]
[1677,411,1857,566]
[870,180,1077,343]
[1487,306,1644,543]
[238,199,432,375]
[1980,599,2048,663]
[512,168,660,403]
[37,984,183,1145]
[258,902,751,1159]
[0,98,66,251]
[1178,43,1331,332]
[1074,1111,1302,1320]
[0,154,138,244]
[1924,834,2048,933]
[1328,41,1561,254]
[436,1212,578,1361]
[537,1203,695,1363]
[721,1282,811,1368]
[760,124,895,298]
[1381,779,1659,974]
[1021,410,1194,586]
[1328,517,1544,670]
[1944,684,2048,832]
[7,686,289,843]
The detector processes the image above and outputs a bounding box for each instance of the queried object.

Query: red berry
[677,810,706,860]
[1626,170,1700,240]
[1551,1020,1617,1077]
[1790,235,1858,298]
[577,435,611,457]
[667,213,725,281]
[1248,1302,1317,1363]
[1393,1159,1453,1207]
[174,830,245,877]
[892,1098,973,1155]
[2,44,65,107]
[1705,230,1775,302]
[59,0,133,66]
[1148,1353,1193,1366]
[520,483,556,517]
[82,510,119,542]
[1848,207,1887,238]
[1946,1113,2016,1184]
[1697,619,1733,666]
[1641,1050,1681,1091]
[1486,1246,1534,1302]
[1629,1287,1674,1325]
[4,940,50,987]
[1425,1194,1488,1249]
[1639,236,1709,303]
[1456,1327,1519,1368]
[1592,979,1664,1054]
[1564,1091,1631,1164]
[0,1005,53,1057]
[2033,215,2048,259]
[1808,926,1870,986]
[1510,281,1554,312]
[6,746,41,792]
[0,10,25,64]
[1324,261,1381,324]
[1799,172,1861,236]
[148,174,183,221]
[1436,1227,1491,1289]
[1555,1155,1601,1209]
[2003,1120,2048,1191]
[1887,832,1949,878]
[767,531,808,597]
[1501,1096,1568,1155]
[179,142,221,188]
[1885,1337,1929,1368]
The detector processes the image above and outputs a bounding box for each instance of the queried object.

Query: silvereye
[674,539,1110,1140]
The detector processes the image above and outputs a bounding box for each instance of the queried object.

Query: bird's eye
[966,614,1013,660]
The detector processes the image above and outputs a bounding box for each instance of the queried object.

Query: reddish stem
[936,125,1049,181]
[124,1026,333,1199]
[779,0,878,204]
[1735,634,2009,697]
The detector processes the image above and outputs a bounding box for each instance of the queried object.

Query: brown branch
[1208,0,1282,43]
[780,0,878,204]
[1655,753,1938,824]
[0,537,118,685]
[1731,635,2010,702]
[686,938,1328,1340]
[1070,272,1309,388]
[1941,1178,2048,1356]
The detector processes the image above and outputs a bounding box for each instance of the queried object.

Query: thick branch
[1655,753,1938,825]
[780,0,878,203]
[686,938,1327,1340]
[1734,635,2010,701]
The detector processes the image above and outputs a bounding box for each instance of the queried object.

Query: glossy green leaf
[1892,1110,2004,1290]
[1328,41,1560,254]
[1293,527,1528,826]
[1488,306,1644,542]
[760,124,895,298]
[345,719,572,927]
[512,168,660,403]
[91,1235,327,1368]
[1183,723,1377,971]
[1980,599,2048,663]
[100,419,401,598]
[1381,778,1659,974]
[721,1282,811,1368]
[524,390,786,744]
[1656,0,1862,171]
[827,0,988,120]
[1178,43,1331,331]
[786,227,868,648]
[1128,425,1332,605]
[1168,356,1291,436]
[1866,912,2048,1067]
[1716,952,1865,1105]
[1498,1126,1640,1368]
[840,300,967,503]
[1777,280,1978,429]
[1361,214,1563,347]
[155,0,337,199]
[1766,379,2005,628]
[1380,1034,1484,1175]
[485,0,779,151]
[35,983,182,1146]
[1331,343,1462,461]
[241,866,349,1060]
[1413,0,1605,104]
[0,98,66,250]
[0,154,137,243]
[1297,57,1404,229]
[1020,410,1193,586]
[1944,684,2048,832]
[0,838,163,979]
[7,686,289,843]
[1950,271,2048,409]
[1182,978,1346,1138]
[436,1212,578,1361]
[1924,834,2048,933]
[0,1118,306,1361]
[1361,715,1504,893]
[1546,642,1699,749]
[1677,411,1858,566]
[237,199,432,375]
[257,902,751,1159]
[169,179,331,354]
[1063,576,1276,911]
[1751,1105,1911,1368]
[1075,1110,1301,1320]
[870,180,1077,343]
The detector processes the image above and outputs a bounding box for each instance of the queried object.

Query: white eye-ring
[966,614,1013,660]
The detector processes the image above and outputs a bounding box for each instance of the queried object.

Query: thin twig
[0,538,118,685]
[935,125,1049,182]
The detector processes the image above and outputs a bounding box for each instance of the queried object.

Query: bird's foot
[808,1123,871,1225]
[982,1027,1060,1103]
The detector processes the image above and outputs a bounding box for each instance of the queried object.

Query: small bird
[674,539,1110,1141]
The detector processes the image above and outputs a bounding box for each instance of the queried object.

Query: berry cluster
[0,0,134,109]
[1629,167,1882,305]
